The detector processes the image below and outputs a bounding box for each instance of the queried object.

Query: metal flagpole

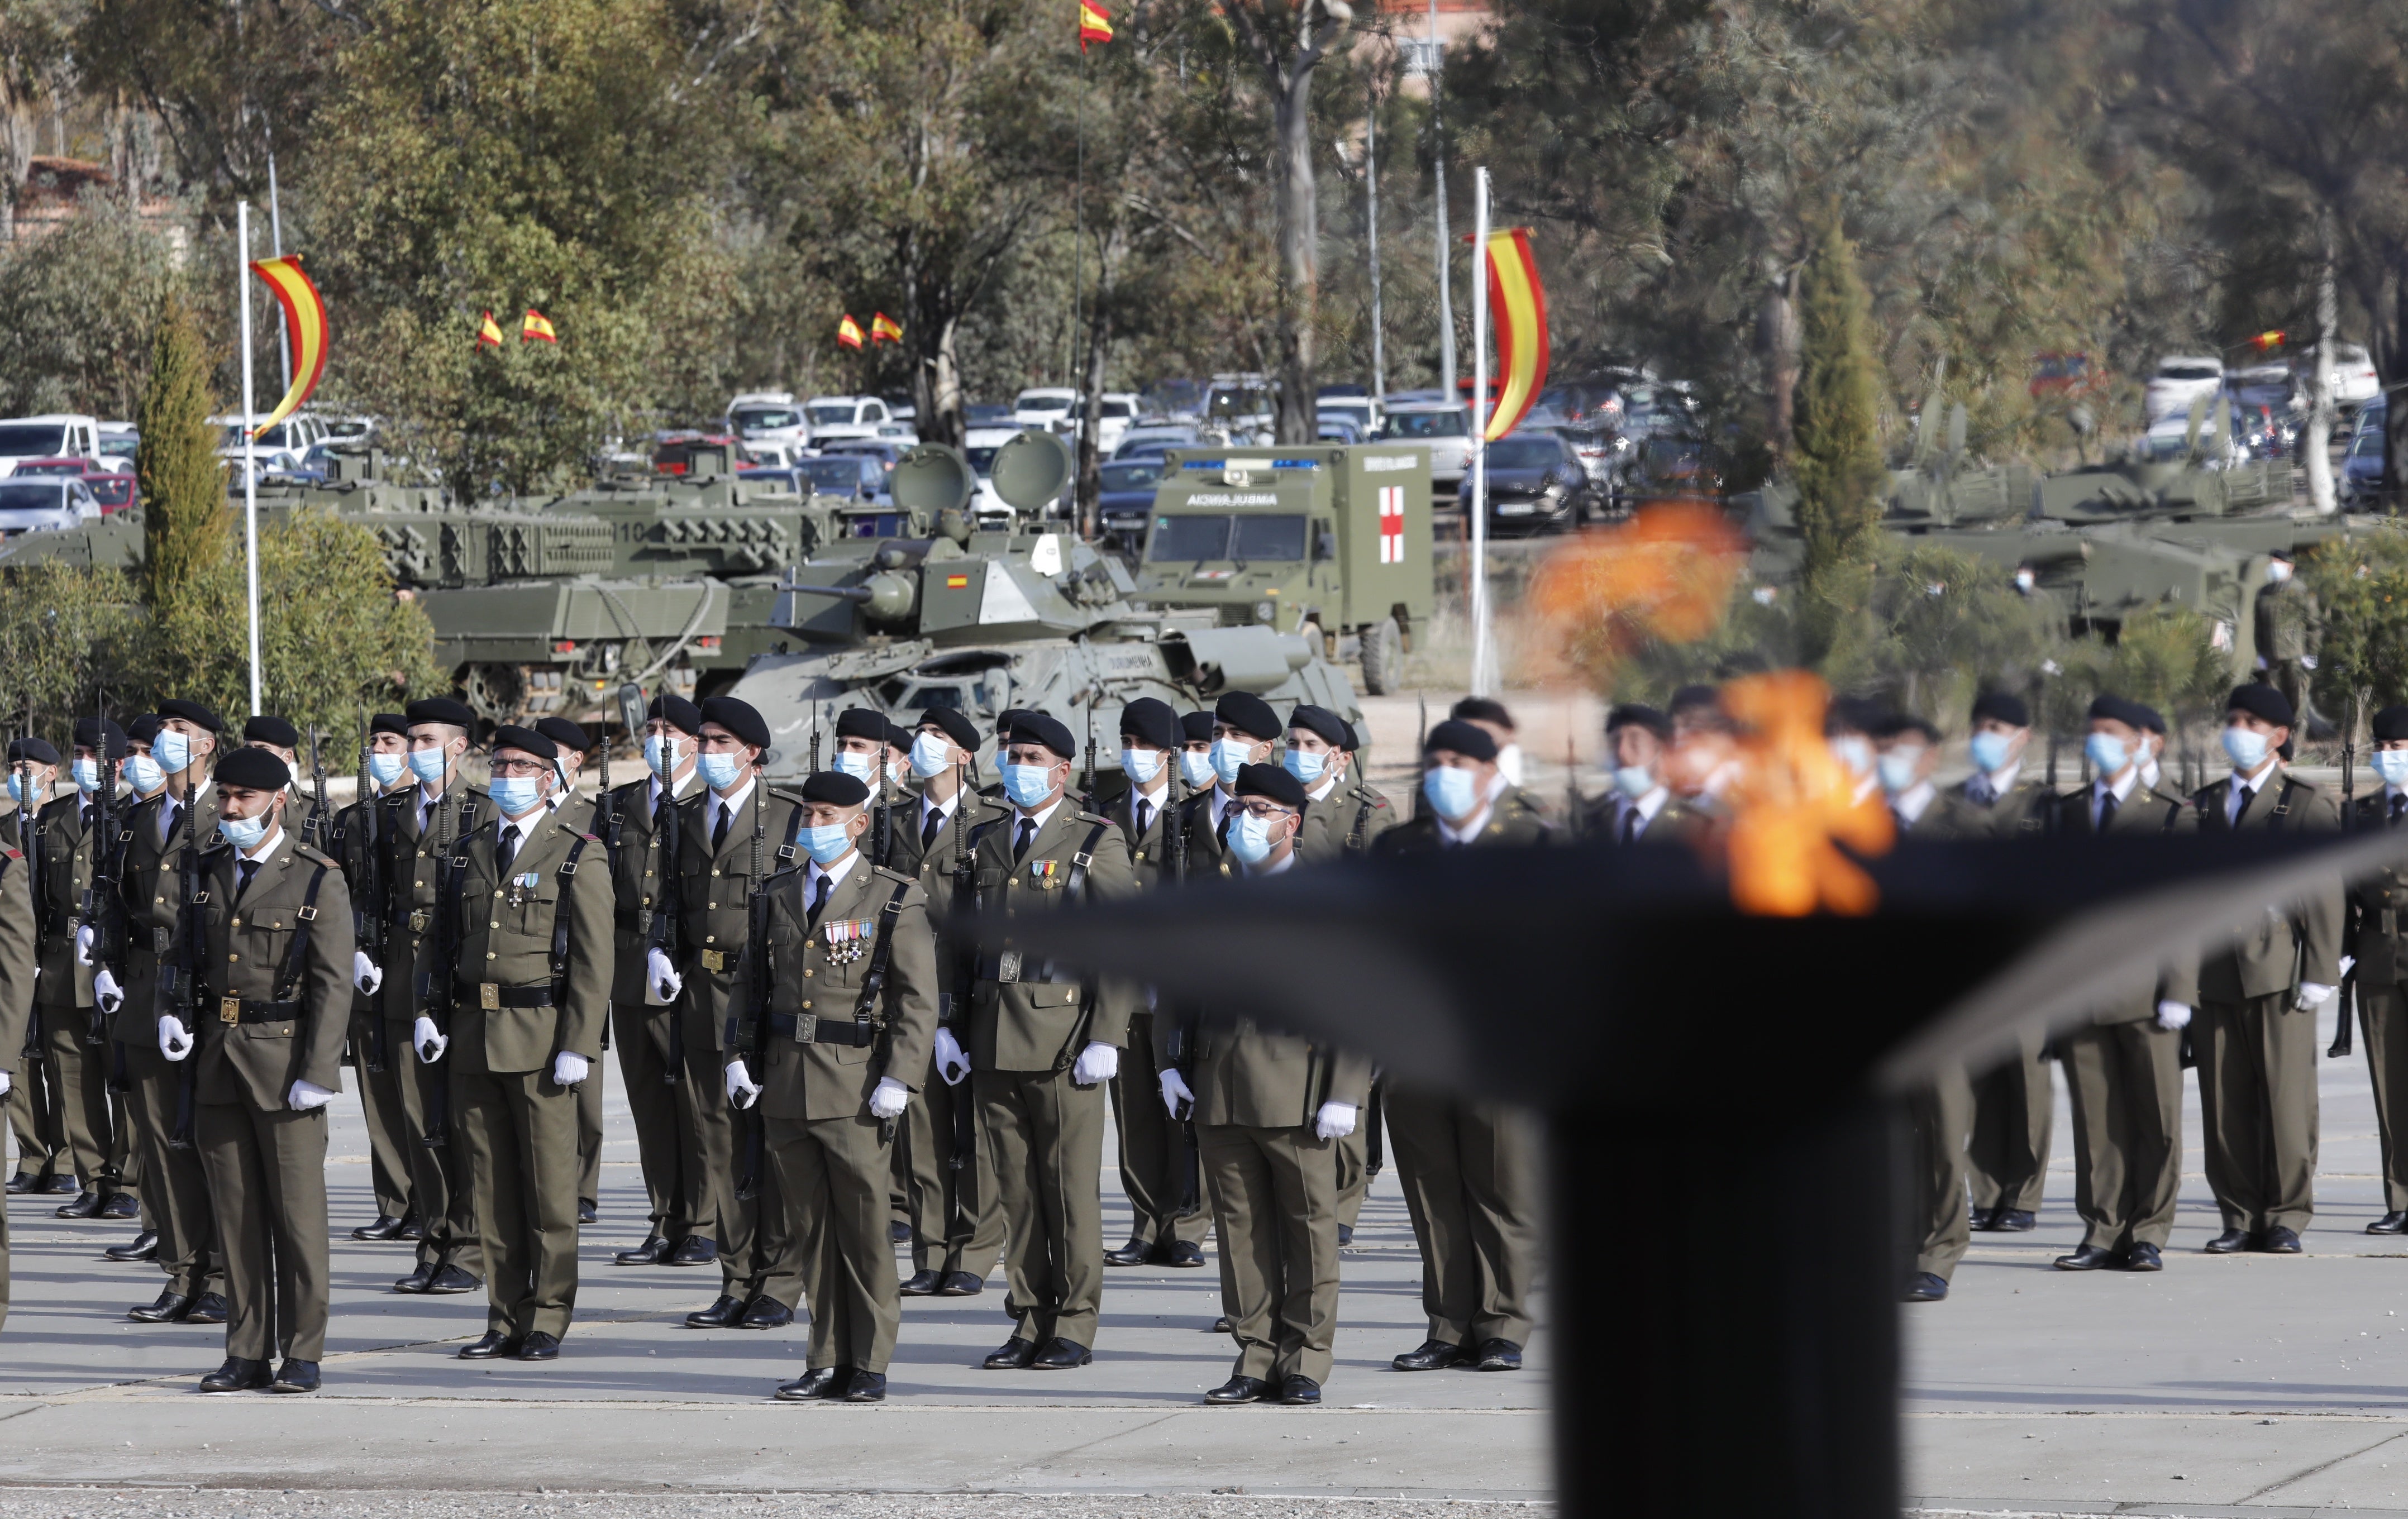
[1429,0,1454,402]
[1468,168,1494,698]
[1367,79,1385,404]
[267,150,290,395]
[238,200,263,718]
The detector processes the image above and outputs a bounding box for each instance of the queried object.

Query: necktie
[1013,817,1036,863]
[807,872,832,928]
[236,858,259,902]
[1619,804,1639,846]
[2392,794,2406,827]
[81,804,93,833]
[922,804,943,851]
[712,799,732,854]
[497,824,519,876]
[1136,799,1153,839]
[1966,775,1994,808]
[2233,784,2254,827]
[1892,805,1910,834]
[164,801,182,844]
[2097,789,2119,831]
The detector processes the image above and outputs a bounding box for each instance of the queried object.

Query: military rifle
[13,750,50,1134]
[84,703,123,1049]
[167,766,202,1149]
[356,717,391,1074]
[418,786,474,1149]
[2334,694,2361,1061]
[944,753,980,1245]
[734,753,770,1201]
[1164,758,1201,1216]
[308,728,330,852]
[1081,701,1098,814]
[635,684,686,1088]
[874,738,894,869]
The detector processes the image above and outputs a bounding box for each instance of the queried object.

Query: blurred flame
[1719,671,1895,916]
[1524,502,1748,678]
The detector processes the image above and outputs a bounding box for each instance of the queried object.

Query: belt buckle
[479,983,500,1011]
[219,996,242,1026]
[408,909,430,934]
[995,950,1021,985]
[796,1012,817,1044]
[702,948,727,973]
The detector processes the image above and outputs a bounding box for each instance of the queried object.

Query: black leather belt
[213,996,296,1025]
[975,952,1079,986]
[614,911,656,934]
[455,982,556,1009]
[766,1011,880,1047]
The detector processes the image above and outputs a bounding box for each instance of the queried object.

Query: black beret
[1214,692,1281,743]
[2226,683,2293,728]
[699,696,771,751]
[2086,694,2152,730]
[1970,690,2029,729]
[1286,703,1347,748]
[244,715,299,749]
[2134,704,2167,735]
[1179,710,1217,744]
[6,737,56,766]
[646,693,703,737]
[1449,696,1515,732]
[1338,719,1361,752]
[1008,711,1076,762]
[917,706,980,753]
[1234,761,1306,809]
[1606,703,1672,743]
[1875,713,1941,744]
[157,698,223,733]
[534,716,590,756]
[1118,698,1179,751]
[489,724,558,762]
[835,707,888,742]
[886,718,915,752]
[405,696,475,730]
[214,746,290,792]
[126,713,161,744]
[73,717,128,758]
[1826,695,1888,735]
[1423,719,1498,763]
[995,708,1033,740]
[2376,706,2408,743]
[800,771,870,807]
[1668,684,1722,716]
[370,712,409,739]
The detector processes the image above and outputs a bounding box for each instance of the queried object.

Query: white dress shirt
[2091,767,2139,830]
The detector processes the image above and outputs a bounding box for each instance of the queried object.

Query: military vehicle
[721,439,1366,782]
[1128,441,1433,695]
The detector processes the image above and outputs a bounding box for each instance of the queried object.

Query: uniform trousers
[681,1014,777,1302]
[765,1110,901,1373]
[1201,1120,1342,1384]
[7,1062,62,1180]
[2061,1019,2183,1252]
[2199,992,2320,1235]
[977,1065,1107,1348]
[1966,1029,2053,1215]
[1905,1063,1974,1281]
[39,1005,119,1192]
[1333,1116,1373,1231]
[121,1040,222,1298]
[613,999,700,1241]
[577,1065,603,1207]
[1109,1011,1210,1252]
[2362,985,2408,1214]
[902,1062,1005,1277]
[388,1019,484,1277]
[350,1010,414,1222]
[196,1100,330,1363]
[1386,1086,1539,1348]
[456,1066,583,1339]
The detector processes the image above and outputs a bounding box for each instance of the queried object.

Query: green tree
[1790,211,1885,666]
[0,193,189,418]
[1854,544,2061,721]
[136,294,227,608]
[0,561,140,737]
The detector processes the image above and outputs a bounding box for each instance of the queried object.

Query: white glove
[868,1076,910,1120]
[413,1015,449,1064]
[1314,1101,1359,1141]
[93,966,122,1015]
[1072,1041,1119,1086]
[2298,981,2339,1011]
[159,1015,192,1062]
[2154,1000,2192,1031]
[2342,956,2358,977]
[353,951,383,995]
[726,1058,761,1109]
[1158,1066,1195,1118]
[552,1052,590,1087]
[287,1078,336,1112]
[0,1070,10,1097]
[73,923,94,966]
[933,1026,971,1086]
[647,947,684,1002]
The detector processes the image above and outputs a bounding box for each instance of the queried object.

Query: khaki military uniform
[969,800,1139,1351]
[2348,790,2408,1216]
[1575,787,1711,847]
[1294,773,1400,1234]
[331,791,413,1227]
[547,789,608,1211]
[1887,789,1990,1281]
[2194,767,2343,1237]
[432,804,612,1341]
[32,790,123,1199]
[2254,578,2323,726]
[184,830,354,1365]
[1107,781,1211,1256]
[600,771,705,1250]
[731,854,938,1374]
[0,844,37,1327]
[1957,775,2057,1221]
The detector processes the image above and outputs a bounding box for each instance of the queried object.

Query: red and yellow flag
[836,314,865,351]
[1482,228,1549,441]
[476,311,505,350]
[522,308,558,344]
[247,255,329,437]
[870,312,903,345]
[1079,0,1112,50]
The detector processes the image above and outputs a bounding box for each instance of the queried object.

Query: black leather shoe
[425,1264,481,1294]
[2053,1245,2116,1270]
[889,1220,912,1244]
[1991,1209,2037,1231]
[937,1270,984,1296]
[2259,1226,2303,1254]
[843,1369,888,1402]
[99,1192,139,1220]
[613,1234,670,1267]
[1337,1224,1354,1246]
[1280,1374,1322,1405]
[1205,1375,1270,1403]
[128,1288,192,1323]
[1030,1336,1092,1370]
[1472,1339,1523,1372]
[199,1357,271,1393]
[3,1172,40,1195]
[740,1296,794,1330]
[776,1366,847,1400]
[518,1331,561,1360]
[1104,1237,1151,1267]
[2371,1211,2408,1235]
[1905,1272,1949,1301]
[2204,1228,2251,1254]
[458,1331,522,1359]
[1968,1206,1999,1231]
[1211,1316,1233,1334]
[898,1269,942,1296]
[396,1218,425,1241]
[352,1215,406,1242]
[667,1236,718,1267]
[685,1294,745,1329]
[578,1200,597,1225]
[1160,1240,1207,1268]
[54,1191,101,1219]
[982,1338,1037,1370]
[106,1231,160,1262]
[1391,1339,1466,1371]
[2123,1243,2164,1272]
[45,1174,77,1194]
[392,1263,438,1293]
[269,1360,320,1393]
[185,1292,228,1325]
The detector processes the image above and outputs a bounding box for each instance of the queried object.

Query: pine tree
[1790,209,1886,667]
[136,296,228,608]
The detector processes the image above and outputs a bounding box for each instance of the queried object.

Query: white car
[1009,388,1080,431]
[1378,403,1474,489]
[1204,373,1275,442]
[963,425,1023,531]
[2138,405,2241,466]
[0,414,103,476]
[1317,391,1381,438]
[0,476,99,537]
[2143,356,2224,423]
[1114,425,1201,460]
[726,391,810,450]
[2328,342,2381,408]
[804,395,914,444]
[213,412,330,462]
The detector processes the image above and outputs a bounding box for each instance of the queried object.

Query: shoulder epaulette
[1074,809,1109,826]
[292,844,337,867]
[767,786,810,805]
[872,864,917,886]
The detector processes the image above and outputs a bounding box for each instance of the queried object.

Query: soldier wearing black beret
[2352,705,2408,1235]
[1290,704,1396,864]
[328,713,417,1248]
[1179,694,1282,873]
[1581,703,1707,847]
[529,713,605,1221]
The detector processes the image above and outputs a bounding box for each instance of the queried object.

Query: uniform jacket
[117,786,216,1042]
[431,805,613,1076]
[674,779,805,1050]
[331,789,398,1021]
[187,833,355,1111]
[2254,577,2321,662]
[728,857,938,1122]
[1894,789,1990,841]
[1296,778,1398,863]
[1575,789,1711,847]
[2347,791,2408,985]
[1177,785,1232,872]
[0,844,36,1074]
[1114,781,1184,883]
[377,781,489,1024]
[33,789,101,1008]
[2193,767,2343,1001]
[600,771,696,1007]
[1375,794,1557,854]
[910,790,1011,1021]
[1157,1015,1371,1130]
[966,799,1138,1071]
[2052,780,2202,1021]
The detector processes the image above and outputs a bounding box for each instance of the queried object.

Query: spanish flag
[1079,0,1112,50]
[870,312,903,345]
[836,314,865,351]
[476,311,505,350]
[522,308,558,344]
[247,255,330,438]
[1482,228,1550,441]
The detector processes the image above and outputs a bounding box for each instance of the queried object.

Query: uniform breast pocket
[1026,986,1079,1010]
[242,1020,297,1042]
[509,896,557,937]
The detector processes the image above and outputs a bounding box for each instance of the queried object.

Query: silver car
[0,477,99,537]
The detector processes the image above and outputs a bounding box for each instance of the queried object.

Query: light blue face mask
[833,750,879,784]
[408,747,449,785]
[1968,732,2014,775]
[2223,726,2271,772]
[1613,765,1657,800]
[1423,765,1478,822]
[2085,731,2129,777]
[489,775,545,816]
[645,734,684,777]
[1228,811,1283,865]
[1876,748,1922,796]
[700,752,747,790]
[367,751,408,788]
[3,772,31,805]
[1121,747,1162,785]
[122,753,163,796]
[1829,734,1873,778]
[71,758,101,793]
[1283,747,1327,785]
[152,729,191,775]
[218,811,270,851]
[802,821,855,864]
[910,732,953,779]
[1179,749,1215,789]
[2378,751,2408,789]
[1210,737,1254,787]
[1003,762,1056,810]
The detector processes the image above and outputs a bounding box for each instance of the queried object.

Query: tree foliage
[136,293,227,608]
[1790,213,1885,665]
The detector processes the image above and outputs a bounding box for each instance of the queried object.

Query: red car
[14,456,136,513]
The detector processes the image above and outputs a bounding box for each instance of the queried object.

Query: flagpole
[1367,76,1385,405]
[1430,0,1455,404]
[1072,37,1085,400]
[237,200,263,718]
[1468,167,1495,699]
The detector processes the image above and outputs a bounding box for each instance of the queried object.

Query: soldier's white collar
[1306,773,1339,804]
[1014,796,1065,834]
[240,826,286,863]
[808,848,861,894]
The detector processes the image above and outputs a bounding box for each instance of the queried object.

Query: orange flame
[1524,502,1748,680]
[1719,671,1895,916]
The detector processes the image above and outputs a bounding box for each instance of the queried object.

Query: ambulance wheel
[1359,616,1403,695]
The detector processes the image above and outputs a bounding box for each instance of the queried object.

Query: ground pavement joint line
[2239,1424,2408,1504]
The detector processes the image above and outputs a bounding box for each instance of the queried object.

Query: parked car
[805,395,914,443]
[725,391,810,450]
[2138,404,2244,465]
[652,432,743,475]
[1317,385,1381,439]
[2028,352,2101,400]
[816,438,912,475]
[1377,402,1475,493]
[2327,342,2382,409]
[964,402,1011,427]
[1203,372,1275,441]
[1114,425,1200,460]
[0,476,99,536]
[2344,398,2388,506]
[16,455,137,510]
[1010,388,1080,430]
[1096,458,1167,544]
[213,412,330,457]
[96,423,138,467]
[0,413,104,476]
[1457,432,1605,533]
[2143,355,2224,423]
[87,472,136,512]
[785,454,892,504]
